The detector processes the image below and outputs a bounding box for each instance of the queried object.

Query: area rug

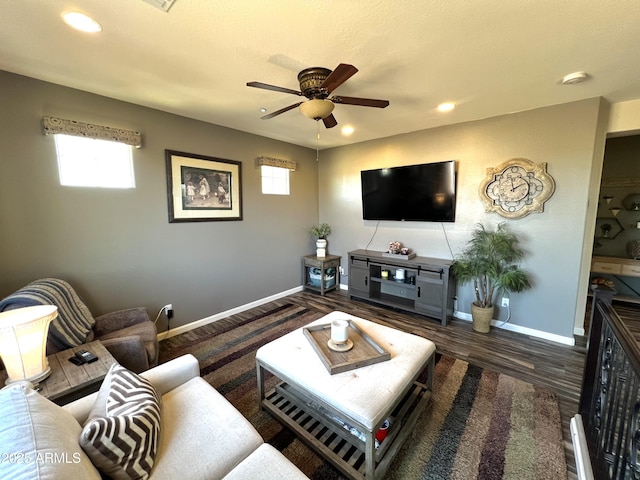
[159,303,567,480]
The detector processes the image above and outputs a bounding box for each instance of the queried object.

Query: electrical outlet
[339,266,345,275]
[163,304,173,319]
[501,298,510,307]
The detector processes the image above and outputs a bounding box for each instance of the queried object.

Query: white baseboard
[453,311,576,346]
[158,285,575,346]
[158,286,304,340]
[570,415,594,480]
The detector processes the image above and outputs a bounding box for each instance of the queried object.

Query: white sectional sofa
[0,354,308,480]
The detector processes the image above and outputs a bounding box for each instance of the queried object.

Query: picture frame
[165,150,243,222]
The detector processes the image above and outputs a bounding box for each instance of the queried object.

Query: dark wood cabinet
[347,249,455,325]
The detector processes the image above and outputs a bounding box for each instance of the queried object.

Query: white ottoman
[256,311,436,480]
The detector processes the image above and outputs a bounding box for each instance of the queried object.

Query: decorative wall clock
[480,158,556,219]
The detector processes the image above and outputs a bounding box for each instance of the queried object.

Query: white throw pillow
[0,381,101,480]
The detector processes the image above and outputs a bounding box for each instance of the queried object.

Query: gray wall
[0,68,612,341]
[0,71,319,331]
[318,98,609,339]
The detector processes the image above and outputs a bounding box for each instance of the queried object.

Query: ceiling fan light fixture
[299,99,335,120]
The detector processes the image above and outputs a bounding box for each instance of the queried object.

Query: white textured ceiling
[2,0,640,149]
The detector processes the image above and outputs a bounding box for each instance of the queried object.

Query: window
[261,165,290,195]
[54,134,135,188]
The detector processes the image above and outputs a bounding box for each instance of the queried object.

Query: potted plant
[310,223,331,257]
[451,222,531,333]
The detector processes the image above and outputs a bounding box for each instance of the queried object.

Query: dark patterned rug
[159,303,567,479]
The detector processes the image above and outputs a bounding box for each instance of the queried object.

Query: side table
[302,254,341,295]
[0,340,116,405]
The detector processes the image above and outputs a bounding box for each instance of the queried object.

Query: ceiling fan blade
[261,102,303,119]
[331,95,390,108]
[247,81,302,96]
[321,64,358,94]
[322,114,338,129]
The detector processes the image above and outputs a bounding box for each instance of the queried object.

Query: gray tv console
[347,249,455,326]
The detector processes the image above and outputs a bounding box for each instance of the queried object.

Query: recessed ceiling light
[561,71,589,85]
[259,108,267,113]
[437,102,456,113]
[341,125,354,136]
[62,12,102,33]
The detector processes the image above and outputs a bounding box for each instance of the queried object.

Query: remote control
[75,349,98,363]
[68,356,84,365]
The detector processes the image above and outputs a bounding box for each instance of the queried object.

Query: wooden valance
[256,156,296,171]
[42,116,142,148]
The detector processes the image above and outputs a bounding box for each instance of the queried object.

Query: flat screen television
[361,160,457,222]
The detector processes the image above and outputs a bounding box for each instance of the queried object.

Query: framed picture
[165,150,243,222]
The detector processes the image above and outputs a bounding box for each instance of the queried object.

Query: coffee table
[0,340,116,405]
[256,311,436,480]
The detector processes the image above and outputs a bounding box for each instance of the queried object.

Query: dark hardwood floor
[274,289,587,479]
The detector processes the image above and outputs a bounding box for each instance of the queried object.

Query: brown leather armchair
[80,307,158,373]
[0,278,158,373]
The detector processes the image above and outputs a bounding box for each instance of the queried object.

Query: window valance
[42,116,142,148]
[256,156,296,171]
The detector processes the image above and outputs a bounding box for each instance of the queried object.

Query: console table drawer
[592,261,621,274]
[381,280,415,300]
[304,256,339,269]
[621,264,640,277]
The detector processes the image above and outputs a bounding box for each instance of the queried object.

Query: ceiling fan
[247,63,389,129]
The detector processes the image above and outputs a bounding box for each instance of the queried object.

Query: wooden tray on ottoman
[303,321,390,374]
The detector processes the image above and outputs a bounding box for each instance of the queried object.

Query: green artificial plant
[310,223,331,239]
[452,222,531,308]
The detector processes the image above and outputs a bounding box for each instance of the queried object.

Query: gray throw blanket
[0,278,95,350]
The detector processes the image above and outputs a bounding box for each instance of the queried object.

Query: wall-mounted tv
[361,160,457,222]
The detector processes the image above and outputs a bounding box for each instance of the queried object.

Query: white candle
[331,319,349,343]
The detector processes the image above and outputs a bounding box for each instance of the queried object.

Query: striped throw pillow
[80,364,162,480]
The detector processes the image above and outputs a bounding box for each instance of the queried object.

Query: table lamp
[0,305,58,385]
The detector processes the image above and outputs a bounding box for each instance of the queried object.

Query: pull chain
[316,120,320,162]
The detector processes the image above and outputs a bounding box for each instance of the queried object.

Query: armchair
[90,307,159,372]
[0,278,158,373]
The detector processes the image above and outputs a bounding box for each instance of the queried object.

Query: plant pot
[316,238,327,257]
[471,303,494,333]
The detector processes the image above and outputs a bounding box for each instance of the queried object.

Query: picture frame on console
[165,150,243,223]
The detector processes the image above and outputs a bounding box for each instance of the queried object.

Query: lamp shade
[0,305,57,385]
[299,99,335,120]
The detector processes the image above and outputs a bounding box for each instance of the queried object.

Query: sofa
[0,354,308,479]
